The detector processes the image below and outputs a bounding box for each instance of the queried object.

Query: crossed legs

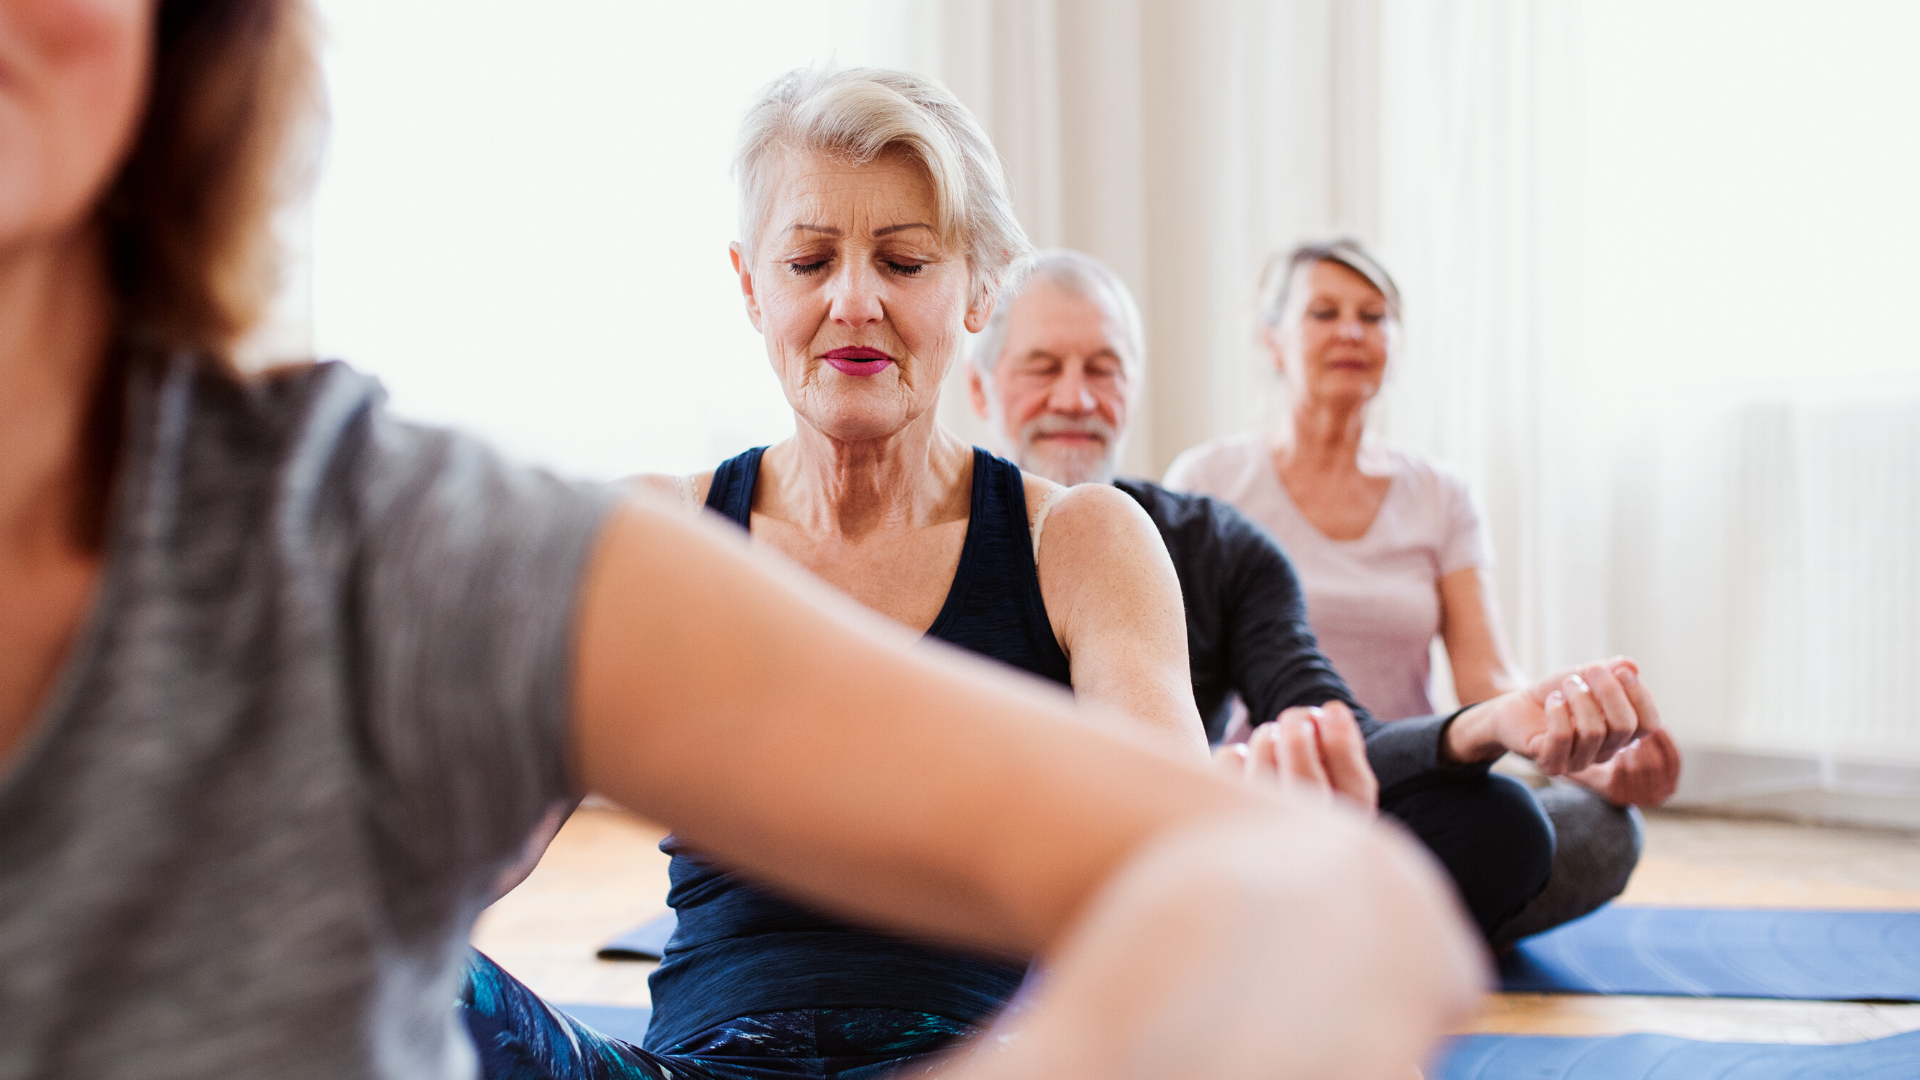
[1381,769,1641,947]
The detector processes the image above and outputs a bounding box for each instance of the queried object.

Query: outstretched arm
[571,496,1482,1076]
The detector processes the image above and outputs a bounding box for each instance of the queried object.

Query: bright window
[307,1,918,478]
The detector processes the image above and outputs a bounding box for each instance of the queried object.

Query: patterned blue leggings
[460,951,974,1080]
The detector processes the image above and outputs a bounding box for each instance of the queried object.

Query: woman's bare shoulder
[1023,477,1165,569]
[1018,472,1141,527]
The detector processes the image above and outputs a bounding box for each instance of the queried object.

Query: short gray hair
[969,248,1144,379]
[734,67,1033,308]
[1256,238,1402,330]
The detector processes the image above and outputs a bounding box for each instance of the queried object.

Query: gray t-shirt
[0,356,617,1079]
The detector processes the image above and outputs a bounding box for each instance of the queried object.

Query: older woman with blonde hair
[614,66,1238,1074]
[1167,239,1682,946]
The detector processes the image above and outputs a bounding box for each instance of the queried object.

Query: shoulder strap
[1029,485,1069,566]
[703,447,767,530]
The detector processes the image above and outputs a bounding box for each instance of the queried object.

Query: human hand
[945,809,1485,1080]
[1449,658,1661,775]
[1213,702,1378,813]
[1570,727,1682,807]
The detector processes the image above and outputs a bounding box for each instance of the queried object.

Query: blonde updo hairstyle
[733,67,1033,309]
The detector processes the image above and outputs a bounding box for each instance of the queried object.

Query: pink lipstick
[823,347,895,377]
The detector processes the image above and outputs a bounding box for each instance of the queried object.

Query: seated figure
[969,247,1675,944]
[1166,240,1682,944]
[623,66,1213,1076]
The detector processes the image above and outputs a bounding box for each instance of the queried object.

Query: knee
[1488,784,1646,947]
[1538,782,1644,901]
[1476,773,1557,907]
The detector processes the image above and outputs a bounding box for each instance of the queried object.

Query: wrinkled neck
[766,407,974,539]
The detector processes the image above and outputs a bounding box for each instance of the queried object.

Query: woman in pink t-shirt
[1167,240,1680,943]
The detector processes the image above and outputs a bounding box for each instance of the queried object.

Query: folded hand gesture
[1447,658,1665,774]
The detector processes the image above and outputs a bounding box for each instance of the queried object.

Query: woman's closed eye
[788,258,830,275]
[883,260,925,276]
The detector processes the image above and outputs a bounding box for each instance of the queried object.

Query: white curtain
[911,0,1920,816]
[1368,0,1605,680]
[911,0,1605,676]
[919,0,1376,478]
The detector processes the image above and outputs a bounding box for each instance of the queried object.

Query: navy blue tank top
[644,446,1073,1051]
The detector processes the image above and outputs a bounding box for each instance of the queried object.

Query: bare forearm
[1438,568,1525,705]
[1450,664,1524,708]
[575,502,1262,956]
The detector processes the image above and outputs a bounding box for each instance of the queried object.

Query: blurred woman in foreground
[1167,240,1681,944]
[0,4,1478,1080]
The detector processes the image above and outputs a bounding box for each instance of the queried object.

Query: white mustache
[1023,416,1117,445]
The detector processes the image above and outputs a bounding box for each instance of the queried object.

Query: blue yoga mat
[598,911,678,961]
[1499,906,1920,1000]
[554,1002,1920,1077]
[1437,1029,1920,1080]
[555,1003,653,1045]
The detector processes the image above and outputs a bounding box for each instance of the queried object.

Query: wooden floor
[472,804,1920,1040]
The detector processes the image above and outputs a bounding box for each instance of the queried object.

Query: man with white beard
[965,250,1362,750]
[968,249,1643,947]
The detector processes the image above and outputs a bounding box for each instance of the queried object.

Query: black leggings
[1380,770,1556,939]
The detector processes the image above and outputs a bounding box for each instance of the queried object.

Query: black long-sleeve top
[1115,478,1474,791]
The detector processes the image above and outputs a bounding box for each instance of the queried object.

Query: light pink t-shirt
[1164,432,1491,722]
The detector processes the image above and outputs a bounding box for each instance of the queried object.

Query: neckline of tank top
[711,445,1005,641]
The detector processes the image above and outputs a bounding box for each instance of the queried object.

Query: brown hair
[79,0,322,548]
[104,0,323,365]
